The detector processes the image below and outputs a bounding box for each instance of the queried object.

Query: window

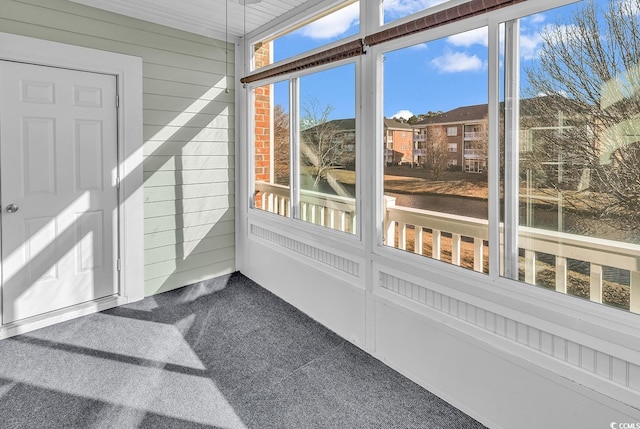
[401,132,406,138]
[253,80,290,217]
[383,29,489,273]
[252,63,357,235]
[500,1,640,313]
[448,143,457,152]
[254,1,360,71]
[401,144,406,150]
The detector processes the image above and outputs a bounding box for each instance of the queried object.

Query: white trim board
[0,32,144,339]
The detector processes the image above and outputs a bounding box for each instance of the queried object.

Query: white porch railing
[255,181,357,233]
[254,184,639,312]
[383,196,640,313]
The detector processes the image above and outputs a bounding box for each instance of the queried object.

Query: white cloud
[519,32,543,60]
[299,2,359,40]
[392,110,414,120]
[447,27,488,47]
[528,13,546,24]
[431,51,484,73]
[383,0,447,18]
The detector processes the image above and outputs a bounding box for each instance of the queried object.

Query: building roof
[384,118,413,130]
[416,103,488,126]
[303,117,414,134]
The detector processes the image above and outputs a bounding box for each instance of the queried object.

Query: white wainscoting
[239,215,640,428]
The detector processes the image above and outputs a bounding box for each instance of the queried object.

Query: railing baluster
[261,192,267,210]
[590,263,603,304]
[432,229,441,260]
[525,249,536,284]
[452,233,461,266]
[329,209,336,229]
[352,213,357,234]
[279,196,286,216]
[399,223,407,250]
[473,238,483,272]
[555,256,567,293]
[386,220,396,247]
[310,204,316,224]
[631,271,640,314]
[267,193,274,213]
[319,206,326,226]
[414,227,423,255]
[340,211,347,232]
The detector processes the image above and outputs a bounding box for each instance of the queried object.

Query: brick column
[253,42,272,208]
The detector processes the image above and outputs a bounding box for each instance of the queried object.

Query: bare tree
[425,126,449,180]
[273,104,290,186]
[523,0,640,227]
[300,99,345,190]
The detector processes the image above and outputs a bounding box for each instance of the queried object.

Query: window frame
[246,57,363,242]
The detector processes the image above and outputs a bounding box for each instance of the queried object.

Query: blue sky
[271,0,588,120]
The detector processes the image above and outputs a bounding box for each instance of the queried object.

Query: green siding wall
[1,0,235,295]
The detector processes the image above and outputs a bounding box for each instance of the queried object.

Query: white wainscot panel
[244,223,366,347]
[374,269,640,427]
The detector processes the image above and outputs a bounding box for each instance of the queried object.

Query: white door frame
[0,32,144,339]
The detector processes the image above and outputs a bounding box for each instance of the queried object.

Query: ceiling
[68,0,309,41]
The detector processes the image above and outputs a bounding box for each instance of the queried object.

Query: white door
[0,61,119,324]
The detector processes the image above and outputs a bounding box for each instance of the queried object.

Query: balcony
[413,148,427,156]
[255,182,640,313]
[414,135,426,142]
[464,131,487,140]
[464,148,486,158]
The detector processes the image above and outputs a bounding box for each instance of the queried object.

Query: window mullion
[488,19,502,280]
[503,19,521,280]
[290,78,301,219]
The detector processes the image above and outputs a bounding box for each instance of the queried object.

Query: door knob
[6,204,18,213]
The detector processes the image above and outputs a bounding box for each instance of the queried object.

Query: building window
[446,127,457,136]
[447,159,458,167]
[448,143,457,152]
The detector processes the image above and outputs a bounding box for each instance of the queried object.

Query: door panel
[0,61,118,324]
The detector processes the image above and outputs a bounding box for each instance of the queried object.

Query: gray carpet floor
[0,272,486,428]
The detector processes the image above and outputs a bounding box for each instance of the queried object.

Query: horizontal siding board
[144,260,235,296]
[143,94,232,116]
[144,169,234,186]
[144,109,233,128]
[144,141,234,157]
[143,183,234,202]
[144,220,235,249]
[144,234,235,265]
[144,246,235,280]
[144,195,234,218]
[144,155,234,171]
[143,125,234,143]
[144,63,233,89]
[143,79,235,103]
[144,208,234,234]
